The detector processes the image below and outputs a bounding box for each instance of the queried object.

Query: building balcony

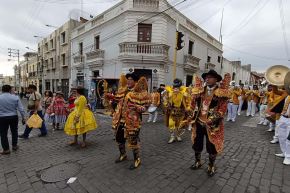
[184,55,201,71]
[73,55,84,64]
[133,0,159,10]
[205,62,216,71]
[85,49,105,68]
[119,42,169,64]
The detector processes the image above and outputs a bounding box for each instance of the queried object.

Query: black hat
[201,70,222,82]
[125,72,139,81]
[173,78,182,88]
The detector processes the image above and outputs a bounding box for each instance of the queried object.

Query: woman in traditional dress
[64,87,97,147]
[50,91,68,130]
[43,90,53,125]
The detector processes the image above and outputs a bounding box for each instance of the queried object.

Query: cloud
[0,0,289,75]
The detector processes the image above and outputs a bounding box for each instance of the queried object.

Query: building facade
[221,59,251,85]
[70,0,223,92]
[37,19,80,98]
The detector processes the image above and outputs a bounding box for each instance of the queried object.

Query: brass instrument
[265,65,289,86]
[264,65,290,122]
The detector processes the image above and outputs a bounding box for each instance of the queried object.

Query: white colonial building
[70,0,223,91]
[221,59,251,85]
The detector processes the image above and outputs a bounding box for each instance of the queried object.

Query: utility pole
[8,48,20,92]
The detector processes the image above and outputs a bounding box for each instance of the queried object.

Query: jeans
[90,101,96,112]
[0,115,18,151]
[23,111,47,138]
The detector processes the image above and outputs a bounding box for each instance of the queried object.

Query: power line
[278,0,290,60]
[224,44,289,61]
[223,0,270,39]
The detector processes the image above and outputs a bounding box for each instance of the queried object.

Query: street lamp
[33,35,44,38]
[45,24,58,29]
[25,47,36,51]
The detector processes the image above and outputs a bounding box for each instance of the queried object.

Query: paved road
[0,103,290,193]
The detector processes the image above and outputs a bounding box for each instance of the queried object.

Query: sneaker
[226,119,231,122]
[18,134,28,139]
[283,159,290,165]
[0,150,11,155]
[147,119,151,123]
[270,139,279,144]
[257,121,263,125]
[168,136,175,144]
[275,153,285,158]
[176,136,182,142]
[238,113,241,116]
[267,128,274,132]
[232,119,236,122]
[263,122,268,126]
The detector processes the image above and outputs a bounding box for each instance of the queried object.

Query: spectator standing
[0,85,26,154]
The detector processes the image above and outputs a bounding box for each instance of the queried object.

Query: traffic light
[176,31,184,50]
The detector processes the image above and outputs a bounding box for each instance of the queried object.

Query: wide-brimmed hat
[125,72,139,81]
[202,70,222,82]
[173,78,183,88]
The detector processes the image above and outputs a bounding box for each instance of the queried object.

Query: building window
[45,43,48,52]
[50,39,54,49]
[61,54,66,66]
[61,32,66,44]
[207,56,211,63]
[218,56,221,63]
[50,58,54,68]
[79,42,83,55]
[138,23,152,42]
[94,36,100,50]
[188,40,194,55]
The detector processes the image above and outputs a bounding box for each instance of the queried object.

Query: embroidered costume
[227,86,241,122]
[112,73,150,170]
[147,87,160,123]
[190,70,231,177]
[245,86,260,117]
[163,79,191,144]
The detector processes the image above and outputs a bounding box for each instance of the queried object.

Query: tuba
[265,65,290,86]
[265,65,290,122]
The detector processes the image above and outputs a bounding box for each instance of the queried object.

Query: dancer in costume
[227,84,241,122]
[147,87,160,123]
[190,70,231,177]
[258,85,272,125]
[163,79,191,144]
[112,73,150,170]
[245,85,260,117]
[238,84,246,115]
[64,87,97,148]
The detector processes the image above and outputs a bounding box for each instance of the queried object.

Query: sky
[0,0,290,76]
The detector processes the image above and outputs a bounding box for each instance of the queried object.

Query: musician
[190,70,231,177]
[275,95,290,165]
[163,79,191,144]
[112,73,150,170]
[238,83,246,115]
[266,85,288,143]
[258,85,272,125]
[245,85,260,117]
[227,84,241,122]
[147,87,160,123]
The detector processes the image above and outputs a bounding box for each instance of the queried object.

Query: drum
[148,105,157,113]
